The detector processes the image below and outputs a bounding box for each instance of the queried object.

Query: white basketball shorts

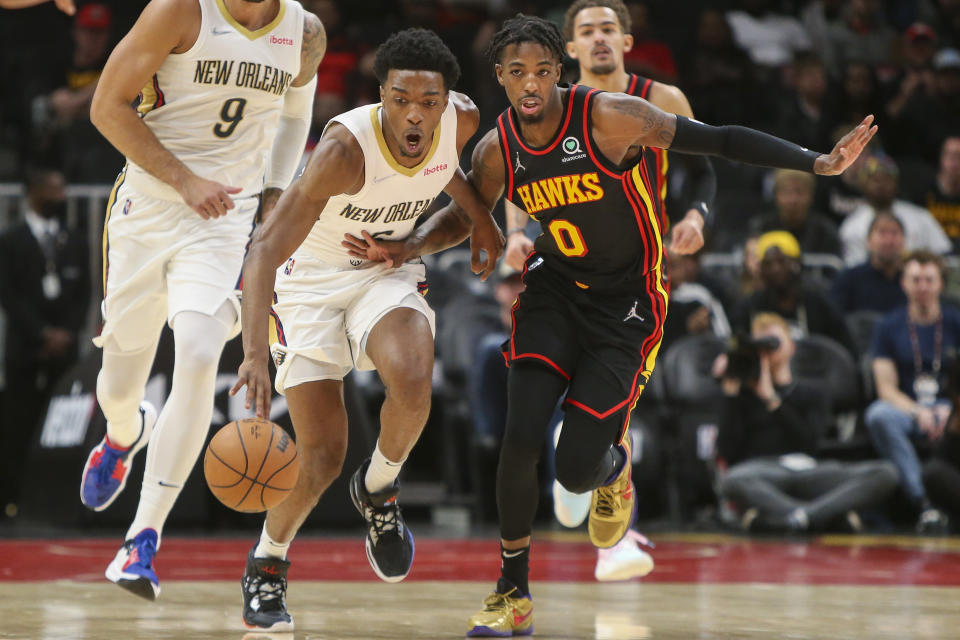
[269,253,435,392]
[93,167,258,353]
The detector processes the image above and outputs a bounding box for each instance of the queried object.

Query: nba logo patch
[284,258,295,275]
[122,199,132,215]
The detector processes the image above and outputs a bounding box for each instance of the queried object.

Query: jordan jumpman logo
[623,301,644,322]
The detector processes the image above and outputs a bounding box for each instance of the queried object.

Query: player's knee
[384,366,433,412]
[96,367,135,410]
[175,331,225,373]
[298,442,347,497]
[555,458,600,495]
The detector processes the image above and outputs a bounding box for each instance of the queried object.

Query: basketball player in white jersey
[229,28,502,631]
[77,0,326,602]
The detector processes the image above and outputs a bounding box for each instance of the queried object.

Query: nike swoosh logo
[513,609,532,626]
[502,550,525,558]
[157,480,180,488]
[212,27,232,36]
[372,175,394,184]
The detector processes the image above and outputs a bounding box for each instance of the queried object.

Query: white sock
[126,473,180,545]
[255,522,291,559]
[364,440,405,494]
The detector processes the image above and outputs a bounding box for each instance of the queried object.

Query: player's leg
[466,361,567,638]
[106,302,234,600]
[350,305,433,583]
[81,179,171,512]
[243,369,348,632]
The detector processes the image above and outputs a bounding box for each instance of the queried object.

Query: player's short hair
[486,14,566,65]
[373,28,460,92]
[562,0,631,41]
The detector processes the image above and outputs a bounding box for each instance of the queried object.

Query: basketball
[203,418,299,513]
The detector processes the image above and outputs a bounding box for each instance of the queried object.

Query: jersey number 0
[548,219,588,257]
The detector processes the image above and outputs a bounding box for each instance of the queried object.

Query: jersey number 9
[213,98,247,138]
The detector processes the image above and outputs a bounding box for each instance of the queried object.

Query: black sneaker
[349,458,415,583]
[241,547,293,632]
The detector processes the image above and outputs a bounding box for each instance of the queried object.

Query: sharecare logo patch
[269,35,294,46]
[423,163,447,177]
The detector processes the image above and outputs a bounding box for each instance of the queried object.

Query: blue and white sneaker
[81,401,156,511]
[105,528,161,600]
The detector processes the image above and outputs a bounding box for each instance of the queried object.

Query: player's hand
[177,174,243,220]
[231,355,272,419]
[469,212,505,281]
[53,0,76,14]
[341,230,411,268]
[669,211,705,255]
[814,115,878,176]
[504,232,534,272]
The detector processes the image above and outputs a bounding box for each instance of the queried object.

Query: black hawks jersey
[496,84,665,293]
[626,74,669,229]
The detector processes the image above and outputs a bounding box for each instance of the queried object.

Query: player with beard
[79,0,326,602]
[457,16,873,636]
[545,0,717,580]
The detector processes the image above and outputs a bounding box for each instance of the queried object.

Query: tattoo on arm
[297,13,326,84]
[609,96,676,147]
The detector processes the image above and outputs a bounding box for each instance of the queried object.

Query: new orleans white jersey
[295,99,459,268]
[125,0,304,201]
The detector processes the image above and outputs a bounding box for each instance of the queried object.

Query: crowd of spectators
[2,0,960,533]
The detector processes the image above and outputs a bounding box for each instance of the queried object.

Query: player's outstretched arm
[448,92,504,280]
[231,125,363,417]
[592,92,877,177]
[261,12,326,223]
[0,0,74,12]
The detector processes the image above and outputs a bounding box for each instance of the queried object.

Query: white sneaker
[594,530,655,582]
[551,420,591,528]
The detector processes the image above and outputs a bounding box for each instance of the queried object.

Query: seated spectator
[840,154,951,265]
[682,8,759,126]
[738,234,763,299]
[885,23,938,126]
[0,168,89,519]
[800,0,846,77]
[661,244,732,353]
[725,0,811,69]
[917,136,960,249]
[824,0,897,74]
[716,312,899,532]
[731,231,857,355]
[922,0,960,53]
[773,53,833,153]
[865,250,957,533]
[749,169,841,256]
[890,47,960,164]
[31,3,122,181]
[831,211,908,313]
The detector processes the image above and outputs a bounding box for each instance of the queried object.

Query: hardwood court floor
[1,533,959,639]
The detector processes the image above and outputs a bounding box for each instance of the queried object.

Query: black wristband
[672,115,820,173]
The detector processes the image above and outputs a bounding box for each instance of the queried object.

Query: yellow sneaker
[466,579,534,637]
[588,435,635,548]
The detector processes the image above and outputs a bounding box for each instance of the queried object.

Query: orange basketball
[203,418,299,513]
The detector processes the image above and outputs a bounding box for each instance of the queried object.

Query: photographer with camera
[865,250,960,533]
[716,313,898,532]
